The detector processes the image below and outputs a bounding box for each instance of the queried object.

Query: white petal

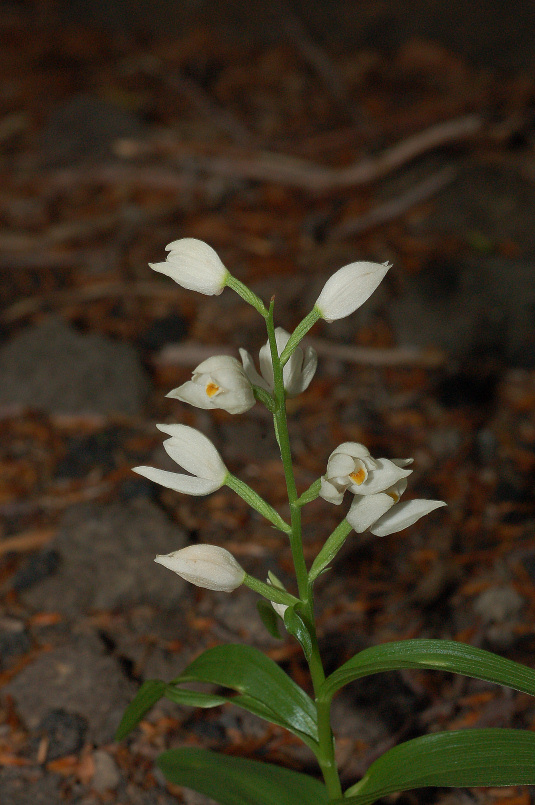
[319,476,345,505]
[217,384,256,415]
[155,544,245,592]
[239,348,270,391]
[327,452,356,477]
[156,424,227,483]
[333,442,371,460]
[392,458,414,467]
[283,347,305,396]
[192,355,242,375]
[149,238,228,295]
[315,261,391,322]
[258,339,275,390]
[167,380,216,409]
[347,492,396,533]
[370,499,446,537]
[133,466,221,495]
[351,458,412,495]
[297,346,318,393]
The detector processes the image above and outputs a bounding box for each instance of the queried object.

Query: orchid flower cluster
[135,238,443,593]
[118,238,535,805]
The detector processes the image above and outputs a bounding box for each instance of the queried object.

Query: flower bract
[168,355,255,414]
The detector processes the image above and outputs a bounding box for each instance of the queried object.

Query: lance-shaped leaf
[157,747,328,805]
[172,644,318,746]
[115,679,167,740]
[319,639,535,703]
[116,680,229,741]
[339,729,535,805]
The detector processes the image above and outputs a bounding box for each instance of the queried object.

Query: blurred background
[1,1,535,803]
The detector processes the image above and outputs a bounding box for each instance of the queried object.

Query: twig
[0,528,55,556]
[156,338,446,369]
[330,164,458,239]
[46,164,198,194]
[0,281,188,325]
[145,61,255,146]
[190,114,481,191]
[275,0,366,128]
[46,114,483,195]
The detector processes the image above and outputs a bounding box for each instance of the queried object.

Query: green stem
[225,474,291,534]
[265,302,342,800]
[243,574,299,607]
[279,308,321,367]
[226,275,268,318]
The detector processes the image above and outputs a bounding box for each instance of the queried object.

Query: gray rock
[0,318,149,415]
[473,585,525,624]
[91,749,121,793]
[4,635,135,744]
[20,499,187,615]
[35,708,88,760]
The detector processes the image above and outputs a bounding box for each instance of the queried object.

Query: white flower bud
[319,442,412,505]
[149,238,229,296]
[315,261,391,322]
[240,327,317,398]
[168,355,255,415]
[155,545,245,592]
[133,424,228,496]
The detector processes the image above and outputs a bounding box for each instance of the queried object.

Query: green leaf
[157,747,328,805]
[164,686,228,709]
[257,599,282,639]
[115,679,167,741]
[340,729,535,805]
[319,639,535,703]
[172,644,318,746]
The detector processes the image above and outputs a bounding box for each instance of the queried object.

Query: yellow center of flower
[387,490,400,502]
[206,382,220,398]
[349,468,366,485]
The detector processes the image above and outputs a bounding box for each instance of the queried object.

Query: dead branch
[0,281,187,325]
[156,338,446,369]
[46,114,483,195]
[182,113,482,191]
[330,164,458,239]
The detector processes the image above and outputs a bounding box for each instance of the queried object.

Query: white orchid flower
[149,238,229,295]
[168,355,255,415]
[319,442,412,505]
[155,545,245,592]
[315,261,391,322]
[133,424,228,496]
[347,471,445,536]
[239,327,317,398]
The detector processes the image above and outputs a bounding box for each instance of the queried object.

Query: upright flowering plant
[118,240,535,805]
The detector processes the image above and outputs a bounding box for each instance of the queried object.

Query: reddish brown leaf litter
[1,2,535,803]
